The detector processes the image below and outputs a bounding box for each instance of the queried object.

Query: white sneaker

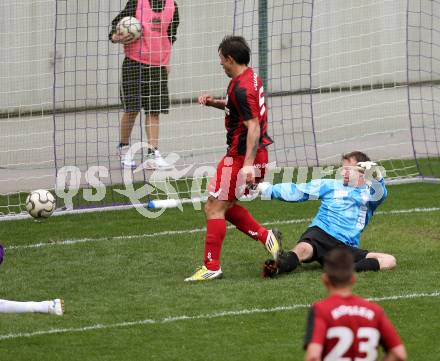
[117,145,136,169]
[144,150,173,170]
[48,299,64,316]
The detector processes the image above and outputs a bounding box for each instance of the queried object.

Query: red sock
[204,219,227,271]
[225,204,268,245]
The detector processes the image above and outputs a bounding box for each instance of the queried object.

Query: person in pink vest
[110,0,179,169]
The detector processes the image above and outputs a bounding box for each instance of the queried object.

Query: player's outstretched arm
[198,95,226,110]
[257,182,310,202]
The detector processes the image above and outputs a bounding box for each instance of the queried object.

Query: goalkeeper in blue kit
[259,151,397,278]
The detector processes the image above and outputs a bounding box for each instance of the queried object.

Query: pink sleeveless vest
[125,0,175,66]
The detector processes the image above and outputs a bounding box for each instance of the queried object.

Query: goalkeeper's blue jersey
[264,179,387,247]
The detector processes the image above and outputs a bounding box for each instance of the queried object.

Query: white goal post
[0,0,439,218]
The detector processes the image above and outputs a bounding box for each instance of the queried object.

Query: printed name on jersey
[224,94,230,115]
[258,87,266,116]
[355,205,368,229]
[331,305,375,320]
[253,72,258,90]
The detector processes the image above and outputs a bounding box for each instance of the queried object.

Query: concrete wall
[0,0,234,112]
[0,0,55,114]
[4,0,438,110]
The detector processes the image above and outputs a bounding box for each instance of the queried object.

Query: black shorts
[120,57,169,114]
[298,226,369,265]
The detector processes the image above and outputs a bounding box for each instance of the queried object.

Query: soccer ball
[116,16,142,40]
[25,189,56,218]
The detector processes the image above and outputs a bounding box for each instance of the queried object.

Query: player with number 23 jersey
[305,294,403,360]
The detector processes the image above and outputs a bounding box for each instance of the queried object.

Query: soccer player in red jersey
[304,248,407,361]
[185,35,281,281]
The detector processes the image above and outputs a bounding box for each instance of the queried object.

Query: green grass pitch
[0,183,439,360]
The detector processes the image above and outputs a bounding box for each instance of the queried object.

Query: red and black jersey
[304,294,403,359]
[225,67,273,156]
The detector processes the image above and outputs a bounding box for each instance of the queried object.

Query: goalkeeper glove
[256,182,272,199]
[262,259,279,278]
[357,161,384,181]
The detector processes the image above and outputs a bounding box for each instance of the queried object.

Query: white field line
[0,291,438,341]
[6,207,440,251]
[6,218,311,251]
[378,207,440,214]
